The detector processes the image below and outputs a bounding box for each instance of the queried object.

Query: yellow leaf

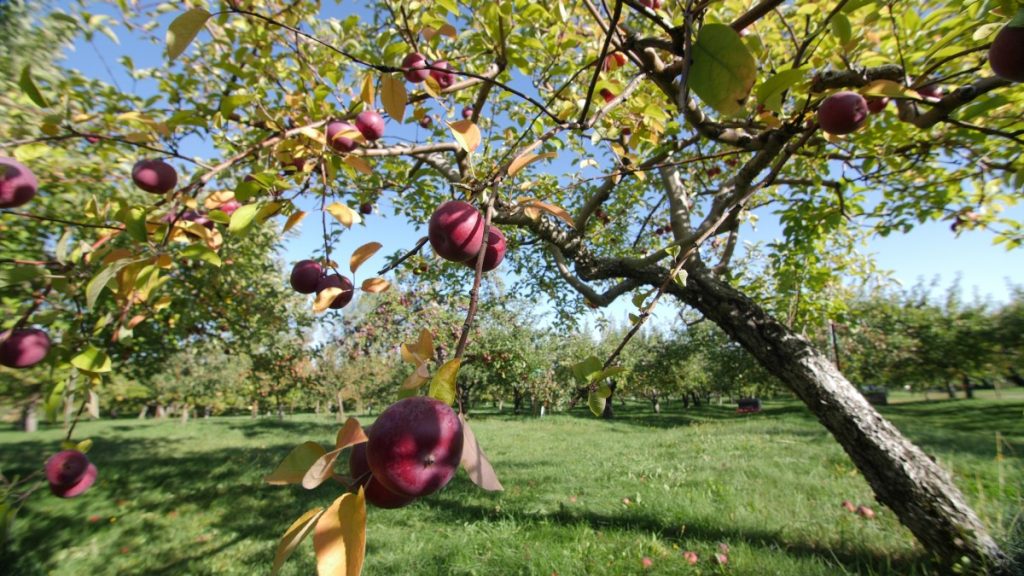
[283,210,307,233]
[360,73,375,107]
[203,190,235,210]
[421,26,437,41]
[298,126,327,145]
[380,74,407,122]
[448,119,481,152]
[408,329,434,361]
[401,362,431,390]
[264,441,327,485]
[423,75,441,97]
[335,417,369,449]
[428,358,461,405]
[313,287,342,313]
[271,507,326,575]
[361,277,390,293]
[516,198,575,228]
[153,295,173,310]
[508,151,557,177]
[349,242,382,274]
[326,203,362,228]
[344,155,373,175]
[438,23,458,38]
[459,414,503,491]
[302,447,343,489]
[155,254,173,269]
[313,490,366,576]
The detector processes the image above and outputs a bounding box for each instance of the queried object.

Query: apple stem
[376,236,428,276]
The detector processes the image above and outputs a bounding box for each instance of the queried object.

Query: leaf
[595,366,624,383]
[228,203,261,233]
[283,210,307,233]
[313,287,343,313]
[428,358,461,405]
[401,329,434,364]
[361,278,390,293]
[166,8,210,61]
[181,244,223,267]
[301,448,344,490]
[326,203,362,228]
[265,441,327,485]
[86,257,136,308]
[860,79,919,99]
[19,65,49,108]
[689,23,757,115]
[588,392,606,417]
[349,242,382,274]
[314,490,366,576]
[595,382,613,399]
[344,155,372,175]
[673,269,688,287]
[447,119,481,152]
[71,346,112,374]
[517,198,575,228]
[459,415,503,491]
[401,362,431,390]
[360,73,375,107]
[380,74,407,122]
[335,417,369,449]
[508,151,557,177]
[830,13,852,46]
[756,67,808,111]
[271,507,326,575]
[571,356,603,384]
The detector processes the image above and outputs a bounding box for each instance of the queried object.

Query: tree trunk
[180,404,190,424]
[336,391,345,422]
[251,400,259,418]
[961,373,975,400]
[513,388,524,414]
[946,380,958,399]
[668,266,1010,573]
[651,392,661,414]
[155,404,166,419]
[20,395,39,433]
[138,405,148,419]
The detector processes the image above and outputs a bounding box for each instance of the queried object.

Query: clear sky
[46,1,1024,332]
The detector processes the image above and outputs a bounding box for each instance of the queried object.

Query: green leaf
[181,244,223,267]
[13,142,50,162]
[118,206,148,243]
[265,441,327,485]
[166,8,211,61]
[228,203,261,234]
[571,355,603,384]
[71,346,112,374]
[689,24,757,116]
[428,358,461,405]
[595,366,624,383]
[587,391,606,417]
[756,67,809,112]
[595,382,613,399]
[674,269,689,288]
[86,258,135,308]
[19,65,50,108]
[44,379,66,422]
[830,13,852,46]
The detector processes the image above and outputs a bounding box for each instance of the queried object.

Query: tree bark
[669,266,1010,573]
[20,394,39,433]
[179,404,190,424]
[961,373,974,400]
[336,391,345,422]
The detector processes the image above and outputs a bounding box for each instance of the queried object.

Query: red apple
[0,328,51,369]
[45,450,98,498]
[355,110,385,141]
[216,199,241,216]
[463,226,506,272]
[462,106,474,120]
[0,157,39,208]
[316,274,354,309]
[430,60,455,89]
[366,396,464,497]
[419,115,433,128]
[402,52,431,83]
[842,499,857,512]
[290,259,322,294]
[428,200,485,262]
[349,441,417,509]
[816,91,869,135]
[326,121,359,152]
[599,88,616,103]
[866,97,889,114]
[640,0,663,9]
[917,83,944,101]
[360,202,373,215]
[603,52,627,71]
[683,551,698,565]
[989,17,1024,82]
[857,504,876,519]
[131,159,178,194]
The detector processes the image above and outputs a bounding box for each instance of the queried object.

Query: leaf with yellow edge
[298,126,327,145]
[203,190,235,210]
[860,79,920,100]
[326,203,362,228]
[335,417,369,449]
[459,414,503,491]
[302,447,343,489]
[380,74,407,122]
[360,73,375,107]
[153,295,173,310]
[265,441,327,485]
[313,287,343,313]
[283,211,307,233]
[313,489,366,576]
[401,362,431,391]
[349,242,382,274]
[361,277,390,293]
[508,151,557,177]
[428,358,460,405]
[423,76,441,98]
[344,155,372,175]
[517,198,576,228]
[271,507,326,575]
[401,329,433,364]
[447,120,481,152]
[166,8,210,61]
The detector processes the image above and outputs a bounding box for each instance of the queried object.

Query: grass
[0,393,1021,576]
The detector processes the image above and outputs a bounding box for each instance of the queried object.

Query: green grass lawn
[0,395,1021,575]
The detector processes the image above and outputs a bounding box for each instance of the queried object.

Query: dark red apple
[464,226,506,272]
[45,450,98,498]
[599,88,616,103]
[402,52,431,83]
[366,396,464,497]
[428,200,484,262]
[131,159,178,194]
[462,106,474,120]
[917,83,944,101]
[349,441,417,509]
[326,121,360,152]
[866,97,889,114]
[430,60,455,89]
[360,202,373,215]
[290,259,323,294]
[316,274,354,309]
[640,0,663,9]
[419,115,433,128]
[355,110,385,141]
[989,17,1024,82]
[0,157,39,208]
[604,52,627,71]
[816,91,868,135]
[182,209,214,229]
[0,328,50,369]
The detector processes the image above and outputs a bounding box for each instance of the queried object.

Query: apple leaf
[594,366,624,384]
[271,507,326,576]
[283,210,307,233]
[265,441,327,485]
[517,198,575,228]
[860,79,920,99]
[401,329,434,364]
[571,355,603,384]
[400,362,431,391]
[71,346,112,374]
[508,151,558,177]
[588,391,606,417]
[166,8,210,61]
[360,73,375,107]
[335,417,369,449]
[313,490,366,576]
[361,277,390,293]
[380,73,407,122]
[595,382,613,399]
[301,447,344,490]
[459,415,503,491]
[344,155,373,175]
[428,358,461,405]
[448,119,481,152]
[180,244,222,267]
[313,287,343,314]
[326,203,362,228]
[689,23,756,116]
[228,203,261,233]
[349,242,382,274]
[86,391,101,419]
[19,65,50,108]
[756,67,808,112]
[86,257,138,308]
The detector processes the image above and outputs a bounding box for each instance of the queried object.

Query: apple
[45,450,98,498]
[0,328,51,369]
[360,202,373,215]
[349,441,417,509]
[706,166,721,178]
[683,551,698,565]
[640,0,663,9]
[599,88,616,103]
[463,226,506,272]
[866,97,889,114]
[989,15,1024,82]
[430,60,455,89]
[462,106,474,120]
[0,157,39,208]
[816,91,869,135]
[402,52,431,83]
[604,52,627,71]
[290,259,323,294]
[85,135,101,144]
[355,110,385,141]
[917,83,944,101]
[182,209,213,230]
[641,557,653,569]
[366,396,464,497]
[857,504,876,519]
[316,274,354,309]
[428,200,485,262]
[131,159,178,194]
[216,199,242,216]
[842,499,857,512]
[326,121,359,152]
[419,115,433,128]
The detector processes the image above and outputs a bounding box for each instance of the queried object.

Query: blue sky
[47,1,1023,328]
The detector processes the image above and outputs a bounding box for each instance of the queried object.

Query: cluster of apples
[325,110,387,153]
[401,52,456,88]
[427,201,506,272]
[289,259,354,309]
[349,396,464,508]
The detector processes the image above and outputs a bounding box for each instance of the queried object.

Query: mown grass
[0,393,1021,576]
